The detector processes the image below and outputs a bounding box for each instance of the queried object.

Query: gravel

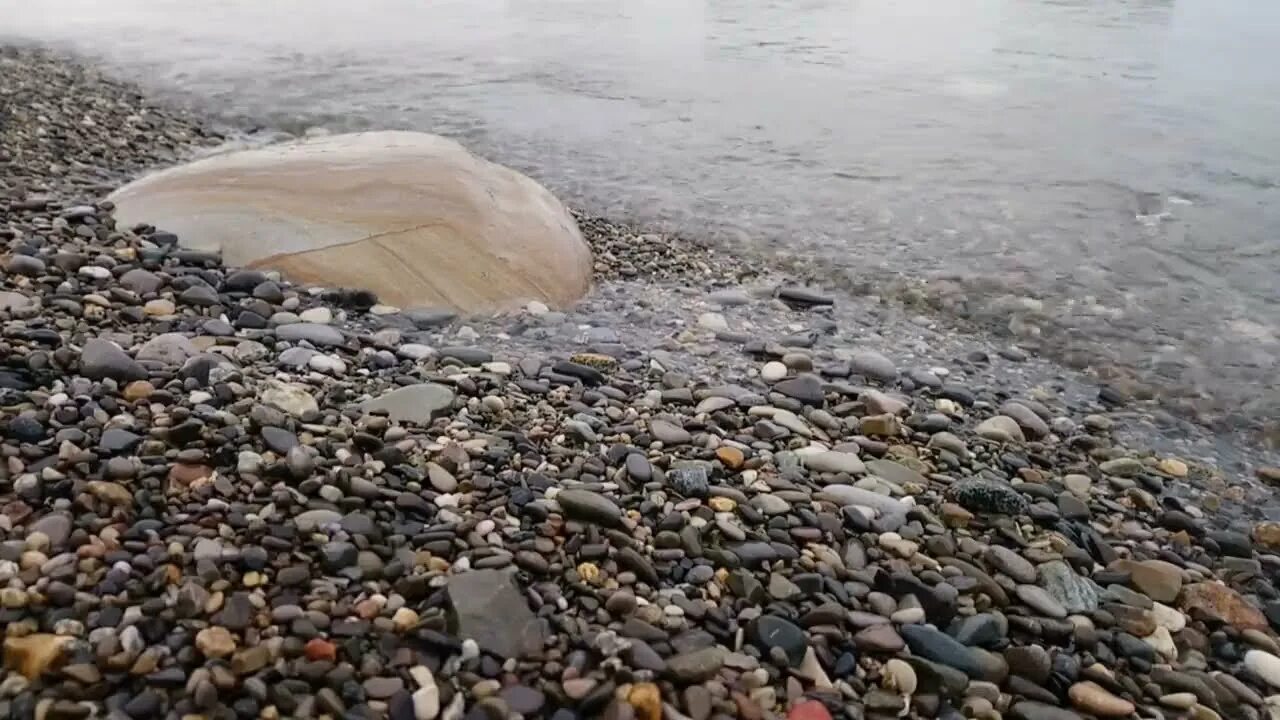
[4,43,1280,720]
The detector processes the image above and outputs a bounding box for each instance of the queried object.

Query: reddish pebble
[304,638,336,662]
[788,700,833,720]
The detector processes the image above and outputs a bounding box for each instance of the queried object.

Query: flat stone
[1068,681,1135,717]
[650,419,691,445]
[666,647,725,683]
[854,624,905,653]
[851,351,897,382]
[260,427,298,454]
[975,416,1025,443]
[276,322,345,347]
[1016,585,1067,619]
[748,615,807,667]
[1118,559,1183,603]
[819,486,908,518]
[1005,645,1052,684]
[1038,561,1100,614]
[865,459,926,487]
[1099,457,1143,477]
[80,339,147,382]
[986,545,1037,584]
[28,514,73,548]
[777,287,833,307]
[774,374,824,406]
[358,383,455,424]
[427,463,458,492]
[901,625,985,678]
[998,401,1050,439]
[556,489,623,526]
[447,569,544,658]
[119,268,164,295]
[802,451,865,475]
[1180,582,1269,631]
[950,613,1006,648]
[294,509,342,532]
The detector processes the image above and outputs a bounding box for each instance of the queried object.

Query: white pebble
[1246,650,1280,689]
[698,312,729,332]
[761,361,788,382]
[460,639,480,661]
[299,307,333,324]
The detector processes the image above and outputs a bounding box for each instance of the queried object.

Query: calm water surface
[4,0,1279,424]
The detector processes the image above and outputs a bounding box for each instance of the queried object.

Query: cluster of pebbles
[6,43,1280,720]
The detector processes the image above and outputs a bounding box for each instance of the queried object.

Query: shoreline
[4,43,1280,720]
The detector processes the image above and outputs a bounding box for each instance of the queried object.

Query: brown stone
[1069,681,1135,717]
[1254,522,1280,551]
[716,447,745,471]
[1179,582,1268,631]
[1103,603,1157,637]
[860,414,901,437]
[195,627,237,659]
[1112,559,1182,603]
[86,481,133,508]
[3,634,72,680]
[940,503,974,528]
[122,380,155,401]
[168,463,215,495]
[231,646,271,675]
[627,682,662,720]
[304,638,337,662]
[1257,467,1280,486]
[853,624,905,652]
[731,691,763,720]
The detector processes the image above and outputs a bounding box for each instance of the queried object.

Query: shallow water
[4,0,1279,427]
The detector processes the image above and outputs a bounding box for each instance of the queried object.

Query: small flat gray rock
[447,569,545,658]
[276,322,346,347]
[80,339,147,382]
[357,383,454,424]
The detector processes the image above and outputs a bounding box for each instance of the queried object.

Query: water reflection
[2,0,1278,422]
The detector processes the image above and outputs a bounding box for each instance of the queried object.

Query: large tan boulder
[109,131,592,312]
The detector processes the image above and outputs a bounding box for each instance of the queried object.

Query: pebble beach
[5,43,1280,720]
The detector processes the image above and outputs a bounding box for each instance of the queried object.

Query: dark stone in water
[439,347,492,366]
[1208,530,1253,558]
[773,374,825,406]
[403,307,457,328]
[552,361,606,386]
[777,287,834,307]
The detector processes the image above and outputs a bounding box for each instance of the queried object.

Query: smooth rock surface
[109,131,593,311]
